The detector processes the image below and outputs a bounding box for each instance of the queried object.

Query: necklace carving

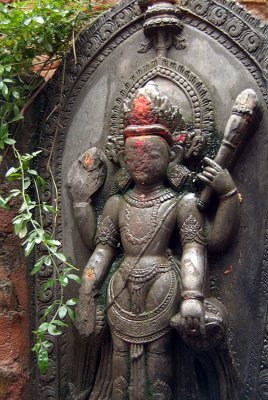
[123,188,176,245]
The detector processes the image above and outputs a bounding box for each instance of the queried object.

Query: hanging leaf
[36,175,46,190]
[24,239,35,256]
[34,16,45,24]
[12,91,20,99]
[55,252,67,262]
[31,257,46,275]
[39,322,49,332]
[2,83,8,100]
[66,298,78,306]
[23,17,32,26]
[58,305,68,319]
[67,274,81,284]
[44,41,53,53]
[9,114,24,123]
[45,239,61,246]
[48,323,62,336]
[4,138,16,145]
[38,346,48,375]
[67,307,75,323]
[53,319,67,327]
[6,166,20,177]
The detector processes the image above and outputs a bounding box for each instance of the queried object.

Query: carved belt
[119,262,170,285]
[107,266,180,344]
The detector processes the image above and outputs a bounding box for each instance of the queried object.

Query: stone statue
[67,81,260,400]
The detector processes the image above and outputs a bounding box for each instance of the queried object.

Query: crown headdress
[123,81,185,145]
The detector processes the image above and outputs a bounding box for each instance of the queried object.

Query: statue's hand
[197,157,236,197]
[75,295,94,338]
[67,164,93,204]
[75,283,103,338]
[180,299,205,336]
[67,148,107,204]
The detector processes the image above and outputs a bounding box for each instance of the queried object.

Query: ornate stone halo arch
[107,56,215,162]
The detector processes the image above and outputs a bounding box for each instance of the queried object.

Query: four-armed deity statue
[67,80,259,400]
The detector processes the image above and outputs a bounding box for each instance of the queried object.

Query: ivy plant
[0,0,109,374]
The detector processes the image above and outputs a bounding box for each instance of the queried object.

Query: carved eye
[150,152,161,160]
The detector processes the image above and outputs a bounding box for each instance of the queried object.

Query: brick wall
[0,207,29,400]
[0,89,37,398]
[239,0,268,19]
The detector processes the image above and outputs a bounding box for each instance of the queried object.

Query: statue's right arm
[73,202,96,251]
[198,158,240,252]
[67,148,108,251]
[80,195,121,294]
[76,195,121,337]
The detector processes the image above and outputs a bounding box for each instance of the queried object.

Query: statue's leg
[147,334,174,400]
[146,272,175,399]
[111,332,129,400]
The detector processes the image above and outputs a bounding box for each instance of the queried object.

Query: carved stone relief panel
[33,0,267,399]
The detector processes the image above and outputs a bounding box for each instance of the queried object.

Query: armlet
[95,216,120,248]
[179,213,206,246]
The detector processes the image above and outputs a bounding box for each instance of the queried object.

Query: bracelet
[74,201,91,207]
[219,187,238,200]
[181,290,204,301]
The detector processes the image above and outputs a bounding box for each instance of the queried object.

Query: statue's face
[124,135,170,186]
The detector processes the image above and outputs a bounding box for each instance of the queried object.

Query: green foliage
[2,147,81,374]
[0,0,108,149]
[0,0,108,375]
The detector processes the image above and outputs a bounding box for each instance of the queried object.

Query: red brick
[0,362,28,400]
[0,312,24,363]
[0,281,18,311]
[0,209,14,234]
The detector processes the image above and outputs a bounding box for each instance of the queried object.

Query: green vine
[0,0,109,374]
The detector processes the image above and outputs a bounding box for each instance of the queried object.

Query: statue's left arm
[177,193,207,334]
[198,157,240,252]
[176,159,240,334]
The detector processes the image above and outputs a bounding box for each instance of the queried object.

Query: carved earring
[166,145,190,191]
[114,151,132,192]
[114,167,132,192]
[169,150,176,162]
[166,163,190,192]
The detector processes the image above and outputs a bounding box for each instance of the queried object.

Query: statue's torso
[118,188,179,260]
[106,188,181,342]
